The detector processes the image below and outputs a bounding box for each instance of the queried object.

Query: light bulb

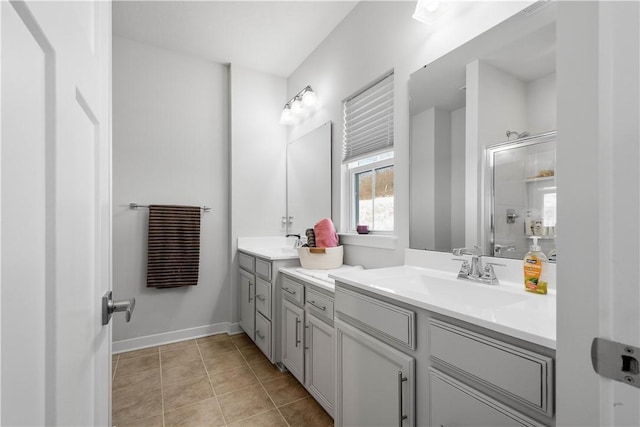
[279,106,293,125]
[291,98,303,117]
[302,89,318,108]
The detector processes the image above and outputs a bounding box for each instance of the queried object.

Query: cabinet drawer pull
[283,287,296,295]
[308,300,326,311]
[295,317,301,347]
[398,371,408,426]
[256,330,265,340]
[248,282,253,303]
[256,294,266,302]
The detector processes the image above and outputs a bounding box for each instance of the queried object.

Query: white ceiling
[113,1,359,78]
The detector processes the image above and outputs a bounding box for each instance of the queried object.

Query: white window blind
[342,72,394,163]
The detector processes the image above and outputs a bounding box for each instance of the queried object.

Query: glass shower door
[487,133,556,261]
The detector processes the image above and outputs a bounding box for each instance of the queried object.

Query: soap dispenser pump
[523,236,548,294]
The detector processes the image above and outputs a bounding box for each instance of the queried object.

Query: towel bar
[129,202,211,213]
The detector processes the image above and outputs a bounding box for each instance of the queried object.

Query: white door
[557,1,640,426]
[1,1,112,425]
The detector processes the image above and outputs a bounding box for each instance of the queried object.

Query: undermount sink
[259,247,298,257]
[367,271,529,310]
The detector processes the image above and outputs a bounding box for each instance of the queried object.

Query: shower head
[506,130,530,139]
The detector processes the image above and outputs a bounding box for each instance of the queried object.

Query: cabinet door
[239,269,255,339]
[255,312,272,360]
[335,319,415,427]
[305,313,334,416]
[282,299,305,383]
[429,369,541,427]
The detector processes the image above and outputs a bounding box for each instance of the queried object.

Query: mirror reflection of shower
[484,132,557,262]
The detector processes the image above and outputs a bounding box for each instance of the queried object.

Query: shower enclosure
[483,132,557,261]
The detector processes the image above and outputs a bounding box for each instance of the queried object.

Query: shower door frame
[482,131,557,259]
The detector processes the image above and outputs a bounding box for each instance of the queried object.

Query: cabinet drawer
[428,319,553,415]
[335,287,415,350]
[255,258,272,280]
[255,277,272,319]
[239,252,255,272]
[305,288,334,324]
[282,276,304,306]
[255,312,272,360]
[429,369,541,427]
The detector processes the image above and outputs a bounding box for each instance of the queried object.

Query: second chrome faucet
[452,246,504,285]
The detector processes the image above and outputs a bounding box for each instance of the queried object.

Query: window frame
[348,153,394,234]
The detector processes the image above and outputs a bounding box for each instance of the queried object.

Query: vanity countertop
[280,265,364,293]
[238,246,299,261]
[330,264,556,349]
[237,236,300,260]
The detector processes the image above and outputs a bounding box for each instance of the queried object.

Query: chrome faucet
[452,246,505,285]
[494,243,516,257]
[286,234,303,248]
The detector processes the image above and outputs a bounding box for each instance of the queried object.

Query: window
[343,72,394,232]
[349,152,394,231]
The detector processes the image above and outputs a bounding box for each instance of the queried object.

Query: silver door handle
[248,281,253,303]
[398,371,408,426]
[256,330,265,340]
[102,291,136,325]
[295,317,301,347]
[256,294,266,302]
[283,287,296,295]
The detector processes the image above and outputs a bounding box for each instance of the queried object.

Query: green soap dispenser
[524,236,548,294]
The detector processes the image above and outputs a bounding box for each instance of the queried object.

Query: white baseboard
[113,322,243,354]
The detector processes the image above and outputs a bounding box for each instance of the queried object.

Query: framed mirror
[409,2,557,259]
[286,121,332,236]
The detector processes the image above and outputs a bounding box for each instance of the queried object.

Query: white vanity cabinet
[237,250,298,363]
[333,280,555,427]
[429,368,542,427]
[427,318,553,426]
[334,286,416,427]
[280,272,335,416]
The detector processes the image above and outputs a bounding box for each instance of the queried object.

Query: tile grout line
[244,356,292,427]
[196,336,229,426]
[158,347,166,427]
[112,354,119,380]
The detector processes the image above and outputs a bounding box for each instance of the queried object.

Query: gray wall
[112,36,231,348]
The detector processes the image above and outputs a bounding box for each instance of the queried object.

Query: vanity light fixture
[279,85,319,125]
[412,0,449,24]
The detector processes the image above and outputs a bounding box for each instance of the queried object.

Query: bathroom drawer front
[335,287,415,350]
[429,368,541,427]
[305,288,334,324]
[255,277,272,319]
[239,252,255,272]
[255,312,272,360]
[428,319,553,415]
[255,258,272,280]
[281,276,304,306]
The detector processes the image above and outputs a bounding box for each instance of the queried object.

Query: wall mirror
[409,2,557,260]
[286,121,332,236]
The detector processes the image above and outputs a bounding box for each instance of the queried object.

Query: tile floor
[112,333,333,427]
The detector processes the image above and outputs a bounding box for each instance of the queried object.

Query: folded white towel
[296,265,364,283]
